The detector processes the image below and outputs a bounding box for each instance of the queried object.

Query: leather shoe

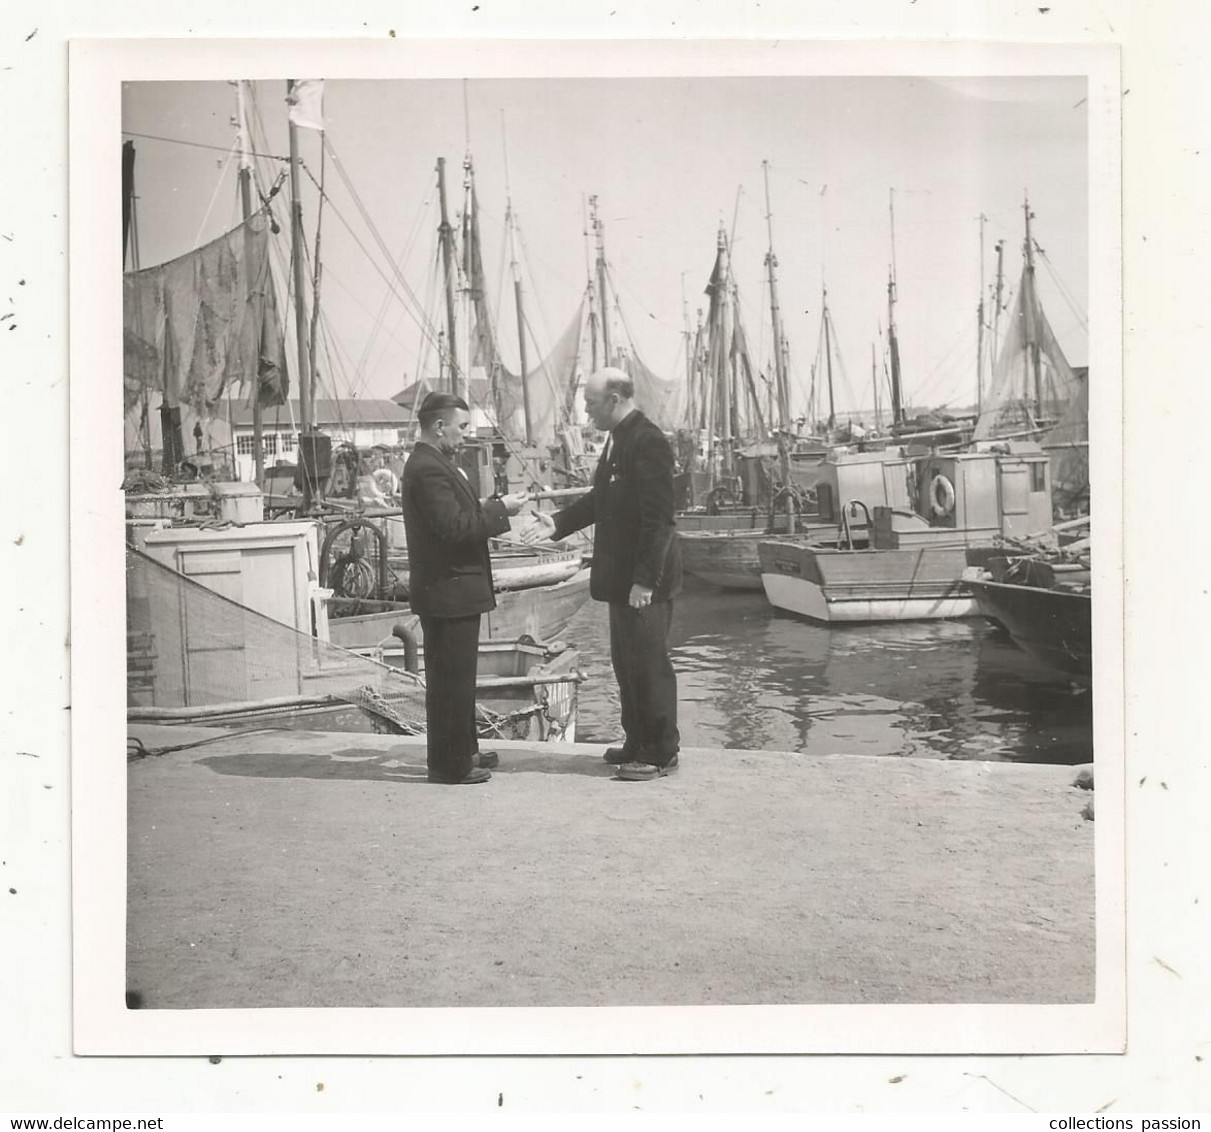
[473,750,500,770]
[603,745,634,765]
[428,767,492,785]
[615,755,679,781]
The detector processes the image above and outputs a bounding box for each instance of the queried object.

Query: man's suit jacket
[401,442,511,617]
[553,409,681,604]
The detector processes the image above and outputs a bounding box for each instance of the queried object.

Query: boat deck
[126,724,1095,1010]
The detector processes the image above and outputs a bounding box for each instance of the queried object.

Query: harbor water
[562,577,1094,765]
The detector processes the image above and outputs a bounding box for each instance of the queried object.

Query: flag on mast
[287,79,325,131]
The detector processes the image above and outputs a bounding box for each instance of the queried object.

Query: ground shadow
[196,747,615,782]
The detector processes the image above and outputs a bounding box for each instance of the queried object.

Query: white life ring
[929,473,956,518]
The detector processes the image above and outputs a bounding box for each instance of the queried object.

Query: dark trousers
[608,600,679,764]
[419,613,481,781]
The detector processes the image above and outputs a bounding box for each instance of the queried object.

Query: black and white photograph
[67,38,1124,1057]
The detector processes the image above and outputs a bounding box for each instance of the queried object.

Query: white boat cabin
[813,442,1052,543]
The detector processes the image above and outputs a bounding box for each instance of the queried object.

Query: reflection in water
[561,579,1093,765]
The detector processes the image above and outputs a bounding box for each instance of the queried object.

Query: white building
[228,398,415,483]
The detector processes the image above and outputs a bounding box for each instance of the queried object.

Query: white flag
[287,79,325,131]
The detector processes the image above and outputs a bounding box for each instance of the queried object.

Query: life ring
[929,473,956,518]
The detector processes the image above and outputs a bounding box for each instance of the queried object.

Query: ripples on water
[561,579,1093,765]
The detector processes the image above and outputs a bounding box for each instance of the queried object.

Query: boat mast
[694,307,705,430]
[822,284,836,429]
[887,188,905,427]
[435,157,459,395]
[591,195,611,367]
[235,81,265,489]
[991,237,1006,375]
[286,80,314,505]
[976,212,987,417]
[458,147,476,406]
[1022,193,1044,420]
[582,195,599,373]
[681,272,694,432]
[762,160,790,432]
[123,140,154,469]
[871,339,881,433]
[501,114,532,445]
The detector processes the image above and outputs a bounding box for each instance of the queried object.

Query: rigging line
[1035,248,1089,330]
[409,250,442,389]
[601,252,682,336]
[345,181,439,397]
[513,215,558,361]
[191,142,240,249]
[353,169,441,396]
[912,321,979,405]
[121,129,290,163]
[300,156,447,359]
[307,139,447,351]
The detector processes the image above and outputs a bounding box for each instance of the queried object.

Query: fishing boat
[759,441,1055,623]
[973,197,1088,518]
[352,631,584,742]
[325,563,593,651]
[963,536,1091,683]
[126,531,586,742]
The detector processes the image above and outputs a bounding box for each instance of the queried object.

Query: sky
[122,74,1088,423]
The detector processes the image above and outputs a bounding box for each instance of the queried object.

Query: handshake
[512,508,560,546]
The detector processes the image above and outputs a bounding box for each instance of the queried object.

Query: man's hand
[518,509,559,544]
[628,583,654,609]
[499,492,530,515]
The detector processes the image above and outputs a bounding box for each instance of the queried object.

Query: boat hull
[758,541,978,624]
[327,566,593,650]
[966,578,1092,681]
[680,522,855,590]
[385,550,582,597]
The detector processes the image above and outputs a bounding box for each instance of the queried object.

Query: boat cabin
[813,442,1052,544]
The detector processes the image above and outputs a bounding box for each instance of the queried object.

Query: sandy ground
[126,725,1094,1009]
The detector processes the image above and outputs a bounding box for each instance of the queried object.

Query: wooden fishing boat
[325,564,593,650]
[381,546,582,599]
[679,447,913,589]
[963,554,1091,682]
[759,537,978,623]
[355,634,585,742]
[130,637,584,743]
[760,442,1055,624]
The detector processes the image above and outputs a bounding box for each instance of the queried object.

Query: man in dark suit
[531,368,682,781]
[402,392,529,785]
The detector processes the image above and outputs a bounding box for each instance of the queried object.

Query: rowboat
[326,564,593,650]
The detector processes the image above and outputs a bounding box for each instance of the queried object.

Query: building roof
[392,378,494,410]
[229,399,413,429]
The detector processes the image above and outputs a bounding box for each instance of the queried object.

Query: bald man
[532,368,682,780]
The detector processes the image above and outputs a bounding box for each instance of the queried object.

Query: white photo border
[69,37,1124,1056]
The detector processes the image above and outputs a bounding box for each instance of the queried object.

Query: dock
[126,725,1095,1009]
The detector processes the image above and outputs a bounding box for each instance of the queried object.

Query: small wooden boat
[384,547,583,598]
[326,565,593,650]
[357,634,585,742]
[130,637,585,743]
